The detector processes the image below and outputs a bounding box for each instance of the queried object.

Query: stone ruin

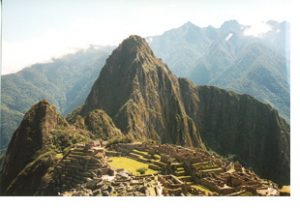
[42,141,279,196]
[108,143,279,196]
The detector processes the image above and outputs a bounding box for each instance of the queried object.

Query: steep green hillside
[1,46,112,149]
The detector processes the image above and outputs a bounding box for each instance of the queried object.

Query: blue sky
[2,0,291,74]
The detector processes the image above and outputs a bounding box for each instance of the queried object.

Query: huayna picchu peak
[81,35,204,148]
[0,35,290,196]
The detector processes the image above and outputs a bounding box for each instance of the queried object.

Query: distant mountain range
[0,36,289,195]
[1,46,113,149]
[148,20,290,120]
[1,20,289,152]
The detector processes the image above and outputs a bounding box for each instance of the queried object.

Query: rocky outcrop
[0,100,99,195]
[81,35,204,148]
[179,79,290,185]
[0,100,67,194]
[84,109,123,140]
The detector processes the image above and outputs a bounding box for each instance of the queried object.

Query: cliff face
[81,35,204,148]
[179,79,290,185]
[0,100,67,194]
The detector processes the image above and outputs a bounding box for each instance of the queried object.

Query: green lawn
[108,157,158,175]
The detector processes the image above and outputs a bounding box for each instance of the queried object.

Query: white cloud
[2,19,122,75]
[243,21,273,37]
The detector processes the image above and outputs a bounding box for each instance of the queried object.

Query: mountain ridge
[1,46,113,149]
[79,35,289,184]
[149,20,290,120]
[0,32,290,187]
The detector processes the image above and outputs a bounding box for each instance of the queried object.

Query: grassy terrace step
[68,154,92,160]
[63,161,101,171]
[153,154,161,160]
[68,151,92,156]
[178,176,192,182]
[69,147,88,152]
[176,167,184,171]
[193,163,220,170]
[128,153,151,163]
[174,170,186,176]
[132,149,149,156]
[152,160,167,168]
[171,162,183,168]
[193,161,209,166]
[198,167,223,173]
[129,152,143,158]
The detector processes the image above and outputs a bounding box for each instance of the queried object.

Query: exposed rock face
[179,79,290,185]
[0,100,67,194]
[81,35,204,148]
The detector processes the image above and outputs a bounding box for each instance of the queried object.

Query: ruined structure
[107,143,279,196]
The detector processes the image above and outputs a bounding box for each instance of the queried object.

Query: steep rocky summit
[81,35,204,148]
[80,35,289,185]
[0,100,67,194]
[0,100,96,195]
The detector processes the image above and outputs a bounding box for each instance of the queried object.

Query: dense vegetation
[1,46,113,149]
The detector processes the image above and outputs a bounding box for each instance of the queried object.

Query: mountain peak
[122,35,147,45]
[81,35,204,148]
[182,21,196,27]
[179,21,200,31]
[220,19,241,33]
[116,35,154,57]
[0,99,67,193]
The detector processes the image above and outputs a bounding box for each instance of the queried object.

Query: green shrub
[136,167,147,175]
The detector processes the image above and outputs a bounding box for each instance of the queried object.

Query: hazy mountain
[149,20,290,120]
[1,46,113,149]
